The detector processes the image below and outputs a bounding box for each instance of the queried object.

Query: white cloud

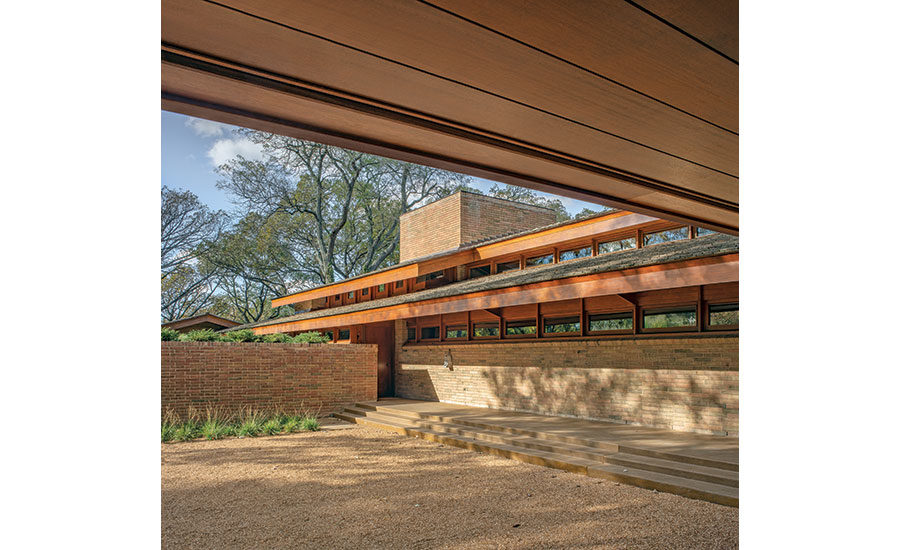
[207,137,266,167]
[184,116,231,138]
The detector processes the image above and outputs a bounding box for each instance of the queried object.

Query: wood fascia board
[271,264,420,307]
[253,254,738,334]
[474,212,654,259]
[163,314,239,330]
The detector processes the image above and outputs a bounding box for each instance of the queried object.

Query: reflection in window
[505,319,536,336]
[597,237,636,255]
[543,316,580,334]
[559,246,591,261]
[445,325,468,339]
[406,326,416,341]
[395,281,404,288]
[696,227,717,237]
[643,227,689,246]
[361,288,368,295]
[468,265,491,279]
[322,330,334,341]
[338,329,350,340]
[377,284,386,292]
[496,260,520,273]
[347,291,354,299]
[473,322,499,337]
[420,326,439,339]
[416,270,444,283]
[709,303,739,326]
[589,312,633,332]
[642,307,697,329]
[525,253,554,267]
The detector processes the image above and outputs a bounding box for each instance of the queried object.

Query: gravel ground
[162,420,738,549]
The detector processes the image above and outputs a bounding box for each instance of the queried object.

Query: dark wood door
[364,322,394,398]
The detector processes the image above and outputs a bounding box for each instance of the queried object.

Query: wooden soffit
[161,0,739,234]
[252,254,739,335]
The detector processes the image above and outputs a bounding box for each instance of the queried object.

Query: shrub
[261,333,291,343]
[262,418,282,435]
[235,407,265,437]
[161,327,180,341]
[201,419,231,440]
[222,329,260,343]
[161,409,179,442]
[179,329,222,342]
[291,331,331,344]
[300,416,320,432]
[173,421,200,442]
[282,417,301,433]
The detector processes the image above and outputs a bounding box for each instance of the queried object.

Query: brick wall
[399,193,461,262]
[162,341,377,419]
[399,192,558,262]
[394,332,738,435]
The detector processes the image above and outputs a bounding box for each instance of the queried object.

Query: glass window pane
[406,327,416,341]
[322,330,333,341]
[543,316,581,334]
[496,260,520,273]
[643,227,689,246]
[445,326,468,339]
[395,281,403,288]
[420,326,439,339]
[505,319,536,336]
[642,308,696,329]
[559,246,591,261]
[709,303,739,326]
[597,237,637,255]
[696,227,717,237]
[525,253,554,267]
[589,313,633,332]
[473,323,499,337]
[362,288,368,295]
[338,329,350,340]
[377,284,386,292]
[348,291,354,299]
[469,265,491,279]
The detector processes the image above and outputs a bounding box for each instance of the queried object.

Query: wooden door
[363,322,394,398]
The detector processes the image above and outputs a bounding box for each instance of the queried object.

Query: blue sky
[161,110,601,215]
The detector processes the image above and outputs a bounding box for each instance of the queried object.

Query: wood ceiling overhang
[162,0,738,233]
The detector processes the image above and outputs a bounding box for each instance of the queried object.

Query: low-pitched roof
[162,313,241,331]
[231,233,737,331]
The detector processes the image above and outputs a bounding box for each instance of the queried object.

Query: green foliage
[291,331,330,344]
[161,327,180,341]
[173,421,200,442]
[201,419,232,440]
[261,333,291,343]
[262,418,282,435]
[178,329,223,342]
[300,416,321,432]
[161,422,176,442]
[281,417,301,433]
[222,329,260,343]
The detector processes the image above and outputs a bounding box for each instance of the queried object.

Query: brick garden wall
[162,341,377,419]
[394,333,738,435]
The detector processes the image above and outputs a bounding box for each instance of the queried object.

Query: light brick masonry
[394,327,738,435]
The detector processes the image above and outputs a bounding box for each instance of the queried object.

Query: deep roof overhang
[161,0,738,234]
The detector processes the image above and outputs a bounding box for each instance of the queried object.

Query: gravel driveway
[162,421,737,549]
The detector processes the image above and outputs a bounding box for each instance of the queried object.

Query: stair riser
[586,467,738,508]
[619,445,740,472]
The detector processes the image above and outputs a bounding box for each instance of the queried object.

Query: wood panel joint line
[623,0,738,65]
[416,0,737,136]
[193,0,738,178]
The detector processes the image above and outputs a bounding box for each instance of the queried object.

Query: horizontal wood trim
[252,254,738,334]
[271,263,420,307]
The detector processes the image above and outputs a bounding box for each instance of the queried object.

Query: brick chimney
[399,191,558,262]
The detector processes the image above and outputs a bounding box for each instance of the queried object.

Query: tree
[160,187,227,321]
[216,131,468,285]
[486,184,571,222]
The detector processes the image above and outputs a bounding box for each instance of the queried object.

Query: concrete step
[350,408,737,488]
[353,402,737,472]
[335,408,738,507]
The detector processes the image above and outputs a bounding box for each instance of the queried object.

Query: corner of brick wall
[161,341,377,419]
